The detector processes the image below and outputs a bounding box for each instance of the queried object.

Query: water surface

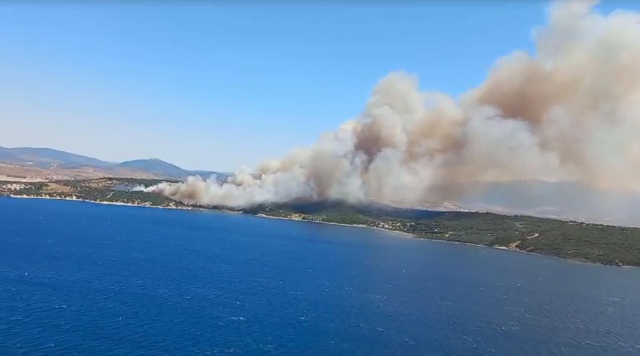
[1,197,639,355]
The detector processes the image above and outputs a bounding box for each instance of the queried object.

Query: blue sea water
[0,197,639,356]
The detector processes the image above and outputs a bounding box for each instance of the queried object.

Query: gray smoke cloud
[147,0,640,209]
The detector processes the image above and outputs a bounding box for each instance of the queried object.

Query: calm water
[1,197,639,356]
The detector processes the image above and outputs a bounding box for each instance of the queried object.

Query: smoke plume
[147,0,640,209]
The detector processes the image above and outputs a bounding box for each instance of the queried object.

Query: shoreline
[2,194,637,269]
[3,194,194,211]
[254,213,415,238]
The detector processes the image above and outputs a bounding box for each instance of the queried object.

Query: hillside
[115,159,189,178]
[0,146,226,180]
[240,200,640,267]
[0,146,112,168]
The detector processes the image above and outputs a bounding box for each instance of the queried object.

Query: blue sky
[0,1,636,171]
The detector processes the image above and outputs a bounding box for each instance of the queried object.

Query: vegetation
[2,179,640,267]
[0,178,187,208]
[241,201,640,267]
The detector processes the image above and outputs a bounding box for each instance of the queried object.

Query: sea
[1,197,639,356]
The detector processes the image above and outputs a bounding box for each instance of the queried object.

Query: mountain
[0,147,112,168]
[0,146,17,161]
[0,146,225,180]
[115,159,190,178]
[114,159,229,179]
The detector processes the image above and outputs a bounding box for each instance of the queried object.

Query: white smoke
[131,185,146,192]
[147,0,640,209]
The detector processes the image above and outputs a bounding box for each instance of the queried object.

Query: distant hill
[115,159,229,179]
[0,146,112,168]
[0,145,226,180]
[115,159,189,178]
[0,146,14,158]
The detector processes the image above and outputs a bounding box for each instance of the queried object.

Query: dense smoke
[147,0,640,209]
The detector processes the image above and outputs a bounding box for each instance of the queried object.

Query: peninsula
[2,178,639,267]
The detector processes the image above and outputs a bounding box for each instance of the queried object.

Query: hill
[0,145,226,180]
[0,146,112,168]
[114,159,229,179]
[115,158,190,178]
[238,199,640,267]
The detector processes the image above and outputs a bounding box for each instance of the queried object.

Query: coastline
[3,194,411,240]
[259,212,639,269]
[3,194,193,211]
[254,213,415,238]
[2,194,637,269]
